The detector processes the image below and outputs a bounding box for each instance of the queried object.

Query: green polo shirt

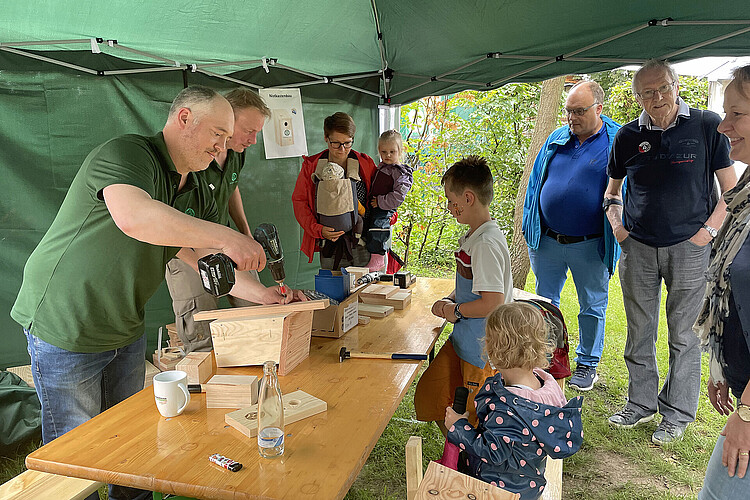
[11,133,219,352]
[200,149,245,226]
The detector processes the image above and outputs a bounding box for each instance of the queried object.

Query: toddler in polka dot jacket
[445,302,584,500]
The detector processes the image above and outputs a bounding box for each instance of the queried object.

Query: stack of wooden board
[165,323,183,348]
[225,390,327,438]
[359,284,412,310]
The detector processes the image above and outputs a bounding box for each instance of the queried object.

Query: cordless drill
[253,223,289,297]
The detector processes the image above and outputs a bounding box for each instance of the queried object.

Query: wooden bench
[0,469,103,500]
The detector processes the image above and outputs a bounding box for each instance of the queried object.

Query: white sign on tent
[260,88,308,159]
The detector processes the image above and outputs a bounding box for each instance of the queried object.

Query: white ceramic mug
[153,370,190,418]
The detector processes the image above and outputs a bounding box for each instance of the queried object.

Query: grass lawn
[344,268,725,500]
[0,267,726,500]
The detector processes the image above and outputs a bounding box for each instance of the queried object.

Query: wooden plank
[360,289,412,310]
[405,436,423,500]
[358,315,370,325]
[357,303,394,317]
[143,360,160,388]
[360,284,400,300]
[541,458,562,500]
[194,300,328,322]
[278,310,314,376]
[210,315,286,368]
[152,348,183,371]
[6,365,34,388]
[344,266,370,282]
[205,374,258,409]
[416,461,520,500]
[176,351,215,384]
[165,323,183,348]
[224,390,327,439]
[0,469,103,500]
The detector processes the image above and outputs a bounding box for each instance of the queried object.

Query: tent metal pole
[370,0,390,100]
[195,69,263,89]
[665,20,750,26]
[0,46,98,75]
[283,79,329,88]
[103,67,187,76]
[488,21,651,87]
[489,54,550,61]
[331,80,381,98]
[565,56,646,64]
[392,72,430,80]
[660,25,750,61]
[195,59,265,69]
[391,55,487,98]
[272,63,324,80]
[332,72,382,82]
[436,77,486,86]
[108,42,181,66]
[1,39,91,47]
[564,22,650,58]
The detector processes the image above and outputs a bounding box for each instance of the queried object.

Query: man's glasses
[328,139,354,149]
[636,81,675,100]
[564,103,597,116]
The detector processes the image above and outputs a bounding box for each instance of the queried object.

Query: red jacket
[292,149,377,262]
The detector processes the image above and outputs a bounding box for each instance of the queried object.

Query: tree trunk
[510,75,565,290]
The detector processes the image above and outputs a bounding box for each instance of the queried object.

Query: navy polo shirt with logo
[200,149,245,226]
[12,133,219,352]
[607,107,731,247]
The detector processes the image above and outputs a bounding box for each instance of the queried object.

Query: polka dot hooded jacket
[447,373,584,499]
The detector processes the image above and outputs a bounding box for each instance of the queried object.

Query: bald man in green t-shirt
[11,87,291,467]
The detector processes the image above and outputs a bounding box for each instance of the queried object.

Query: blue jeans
[618,237,709,426]
[528,235,610,367]
[25,330,150,500]
[699,434,750,499]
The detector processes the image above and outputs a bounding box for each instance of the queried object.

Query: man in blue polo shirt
[523,81,621,391]
[604,59,736,445]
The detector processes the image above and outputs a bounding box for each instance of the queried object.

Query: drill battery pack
[198,253,236,297]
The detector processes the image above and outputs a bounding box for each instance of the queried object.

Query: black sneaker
[568,364,598,391]
[608,406,655,429]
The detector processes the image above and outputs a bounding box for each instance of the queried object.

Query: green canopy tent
[2,1,749,367]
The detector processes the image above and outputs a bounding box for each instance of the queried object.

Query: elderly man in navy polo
[604,59,736,445]
[523,80,621,391]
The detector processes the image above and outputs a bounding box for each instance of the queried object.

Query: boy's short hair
[324,112,356,138]
[484,303,553,371]
[224,88,271,118]
[441,155,493,205]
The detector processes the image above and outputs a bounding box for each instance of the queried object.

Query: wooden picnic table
[26,277,454,500]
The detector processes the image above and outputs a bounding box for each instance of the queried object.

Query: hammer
[339,347,428,363]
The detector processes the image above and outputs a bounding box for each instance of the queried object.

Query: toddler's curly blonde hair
[484,302,553,370]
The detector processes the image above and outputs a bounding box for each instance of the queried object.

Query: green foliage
[395,84,541,267]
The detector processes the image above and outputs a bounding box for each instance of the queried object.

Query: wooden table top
[26,277,454,500]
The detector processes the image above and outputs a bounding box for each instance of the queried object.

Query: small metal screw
[428,490,439,496]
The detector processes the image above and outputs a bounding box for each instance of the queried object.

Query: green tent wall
[2,2,750,367]
[0,49,378,368]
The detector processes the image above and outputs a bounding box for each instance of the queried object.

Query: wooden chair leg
[405,436,423,500]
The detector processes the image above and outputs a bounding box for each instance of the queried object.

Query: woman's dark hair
[323,112,356,138]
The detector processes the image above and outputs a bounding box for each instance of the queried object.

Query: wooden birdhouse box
[193,300,328,376]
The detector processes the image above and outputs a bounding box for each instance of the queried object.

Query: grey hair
[632,59,679,95]
[732,65,750,99]
[570,80,604,104]
[168,85,222,121]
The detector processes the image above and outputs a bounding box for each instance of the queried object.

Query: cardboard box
[312,291,359,338]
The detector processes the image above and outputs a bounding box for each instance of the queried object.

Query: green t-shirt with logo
[11,133,219,352]
[200,149,245,226]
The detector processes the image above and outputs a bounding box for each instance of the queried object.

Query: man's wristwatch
[703,223,719,238]
[737,402,750,422]
[602,198,623,212]
[453,303,465,321]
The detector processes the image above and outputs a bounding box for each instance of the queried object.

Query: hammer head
[338,347,351,363]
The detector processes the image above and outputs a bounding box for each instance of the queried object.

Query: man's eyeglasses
[328,139,354,149]
[636,81,675,100]
[564,103,597,116]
